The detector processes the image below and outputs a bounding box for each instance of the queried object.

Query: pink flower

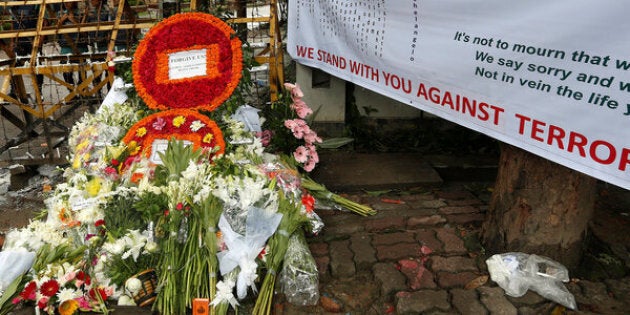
[286,120,310,139]
[284,119,298,130]
[152,117,167,130]
[293,146,308,163]
[37,296,49,309]
[255,130,273,146]
[291,83,304,99]
[306,145,319,163]
[283,82,304,99]
[303,130,322,144]
[292,100,313,118]
[303,158,317,172]
[76,296,91,309]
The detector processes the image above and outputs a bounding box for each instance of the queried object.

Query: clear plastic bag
[279,233,320,306]
[486,252,576,310]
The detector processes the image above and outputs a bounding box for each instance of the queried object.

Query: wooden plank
[0,0,82,7]
[0,21,157,39]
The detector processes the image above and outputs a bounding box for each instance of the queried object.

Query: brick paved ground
[276,182,630,315]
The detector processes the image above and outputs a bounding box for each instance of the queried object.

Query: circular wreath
[132,12,243,111]
[122,109,225,159]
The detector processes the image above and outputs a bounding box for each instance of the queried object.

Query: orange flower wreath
[121,109,225,159]
[132,12,243,111]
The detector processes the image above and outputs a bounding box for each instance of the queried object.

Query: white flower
[181,161,200,181]
[57,288,81,302]
[118,295,136,306]
[144,241,158,254]
[121,230,148,261]
[190,120,205,132]
[103,240,125,255]
[125,278,142,295]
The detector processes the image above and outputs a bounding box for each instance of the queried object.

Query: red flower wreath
[132,12,243,111]
[122,109,225,159]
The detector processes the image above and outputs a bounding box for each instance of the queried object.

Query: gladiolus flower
[37,297,49,309]
[19,281,37,300]
[76,271,91,286]
[89,287,108,302]
[302,193,315,212]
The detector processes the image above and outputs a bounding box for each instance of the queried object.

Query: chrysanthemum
[57,288,80,303]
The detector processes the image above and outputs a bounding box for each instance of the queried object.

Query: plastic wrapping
[0,251,36,290]
[279,233,320,306]
[258,162,301,196]
[217,207,283,300]
[486,252,576,310]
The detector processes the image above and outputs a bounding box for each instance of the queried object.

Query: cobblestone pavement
[278,182,630,315]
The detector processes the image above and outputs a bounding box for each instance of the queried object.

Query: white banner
[287,0,630,190]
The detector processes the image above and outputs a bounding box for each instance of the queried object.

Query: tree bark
[481,144,597,270]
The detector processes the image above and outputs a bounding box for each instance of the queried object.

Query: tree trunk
[481,144,597,270]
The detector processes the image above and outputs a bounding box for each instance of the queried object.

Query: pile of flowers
[0,88,373,315]
[0,11,375,315]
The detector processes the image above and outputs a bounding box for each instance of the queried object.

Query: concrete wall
[296,64,422,122]
[295,64,346,123]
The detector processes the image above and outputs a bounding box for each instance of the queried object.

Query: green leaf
[0,274,24,315]
[317,137,354,149]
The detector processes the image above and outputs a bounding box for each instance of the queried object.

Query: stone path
[277,182,630,315]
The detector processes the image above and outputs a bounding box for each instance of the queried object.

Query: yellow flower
[76,140,89,153]
[128,141,141,156]
[173,116,186,127]
[86,177,102,197]
[203,133,214,143]
[72,156,81,169]
[106,145,126,160]
[136,127,147,137]
[58,299,79,315]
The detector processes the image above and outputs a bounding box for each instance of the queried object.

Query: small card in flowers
[150,138,192,164]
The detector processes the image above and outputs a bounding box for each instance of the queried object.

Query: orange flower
[131,172,144,184]
[122,109,225,161]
